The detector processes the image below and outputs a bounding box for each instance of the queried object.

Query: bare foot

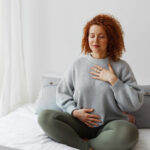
[89,148,93,150]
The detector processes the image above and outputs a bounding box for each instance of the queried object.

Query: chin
[91,49,99,53]
[91,51,101,54]
[91,48,106,54]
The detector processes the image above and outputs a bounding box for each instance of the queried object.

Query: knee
[122,123,138,141]
[38,109,63,127]
[38,109,53,126]
[113,120,139,142]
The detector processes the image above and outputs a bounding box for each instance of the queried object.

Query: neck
[91,52,107,59]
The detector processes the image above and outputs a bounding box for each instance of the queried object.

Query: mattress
[0,103,149,150]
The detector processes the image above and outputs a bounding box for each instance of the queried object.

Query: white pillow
[35,74,63,114]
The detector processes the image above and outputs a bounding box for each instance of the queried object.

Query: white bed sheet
[0,103,149,150]
[0,103,77,150]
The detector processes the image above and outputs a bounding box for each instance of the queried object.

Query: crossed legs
[38,110,138,150]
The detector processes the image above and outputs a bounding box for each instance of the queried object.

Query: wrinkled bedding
[0,103,149,150]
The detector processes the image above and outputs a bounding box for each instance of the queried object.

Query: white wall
[21,0,150,101]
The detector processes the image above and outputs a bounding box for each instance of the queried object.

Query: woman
[38,14,143,150]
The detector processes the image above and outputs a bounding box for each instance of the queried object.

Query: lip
[93,45,100,47]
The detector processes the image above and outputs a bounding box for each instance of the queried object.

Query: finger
[84,108,94,112]
[108,63,112,67]
[90,71,99,76]
[85,122,94,128]
[91,76,100,80]
[108,63,114,73]
[88,114,101,119]
[123,112,128,115]
[91,67,100,73]
[88,118,101,123]
[87,120,98,126]
[108,63,112,69]
[94,65,103,71]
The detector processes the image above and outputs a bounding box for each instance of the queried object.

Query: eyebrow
[89,33,105,35]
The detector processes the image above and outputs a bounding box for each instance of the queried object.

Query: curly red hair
[81,14,126,61]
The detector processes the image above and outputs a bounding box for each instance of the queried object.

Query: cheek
[102,40,107,46]
[88,38,93,45]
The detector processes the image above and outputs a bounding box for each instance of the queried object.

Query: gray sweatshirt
[56,53,143,127]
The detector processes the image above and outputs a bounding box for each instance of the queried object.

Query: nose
[94,36,99,43]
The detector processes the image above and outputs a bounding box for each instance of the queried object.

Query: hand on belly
[72,108,101,128]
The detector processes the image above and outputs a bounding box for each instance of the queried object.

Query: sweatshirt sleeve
[56,63,77,115]
[110,61,144,112]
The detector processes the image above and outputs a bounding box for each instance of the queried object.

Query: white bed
[0,103,77,150]
[0,103,150,150]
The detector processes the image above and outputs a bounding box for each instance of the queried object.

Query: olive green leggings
[38,109,139,150]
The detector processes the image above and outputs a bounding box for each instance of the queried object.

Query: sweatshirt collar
[86,53,109,66]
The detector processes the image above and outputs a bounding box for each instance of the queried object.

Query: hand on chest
[76,65,112,94]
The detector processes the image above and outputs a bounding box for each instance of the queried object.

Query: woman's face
[88,25,108,56]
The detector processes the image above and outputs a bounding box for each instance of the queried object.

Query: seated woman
[38,14,143,150]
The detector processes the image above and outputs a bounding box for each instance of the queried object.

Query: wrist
[109,75,118,86]
[72,109,78,117]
